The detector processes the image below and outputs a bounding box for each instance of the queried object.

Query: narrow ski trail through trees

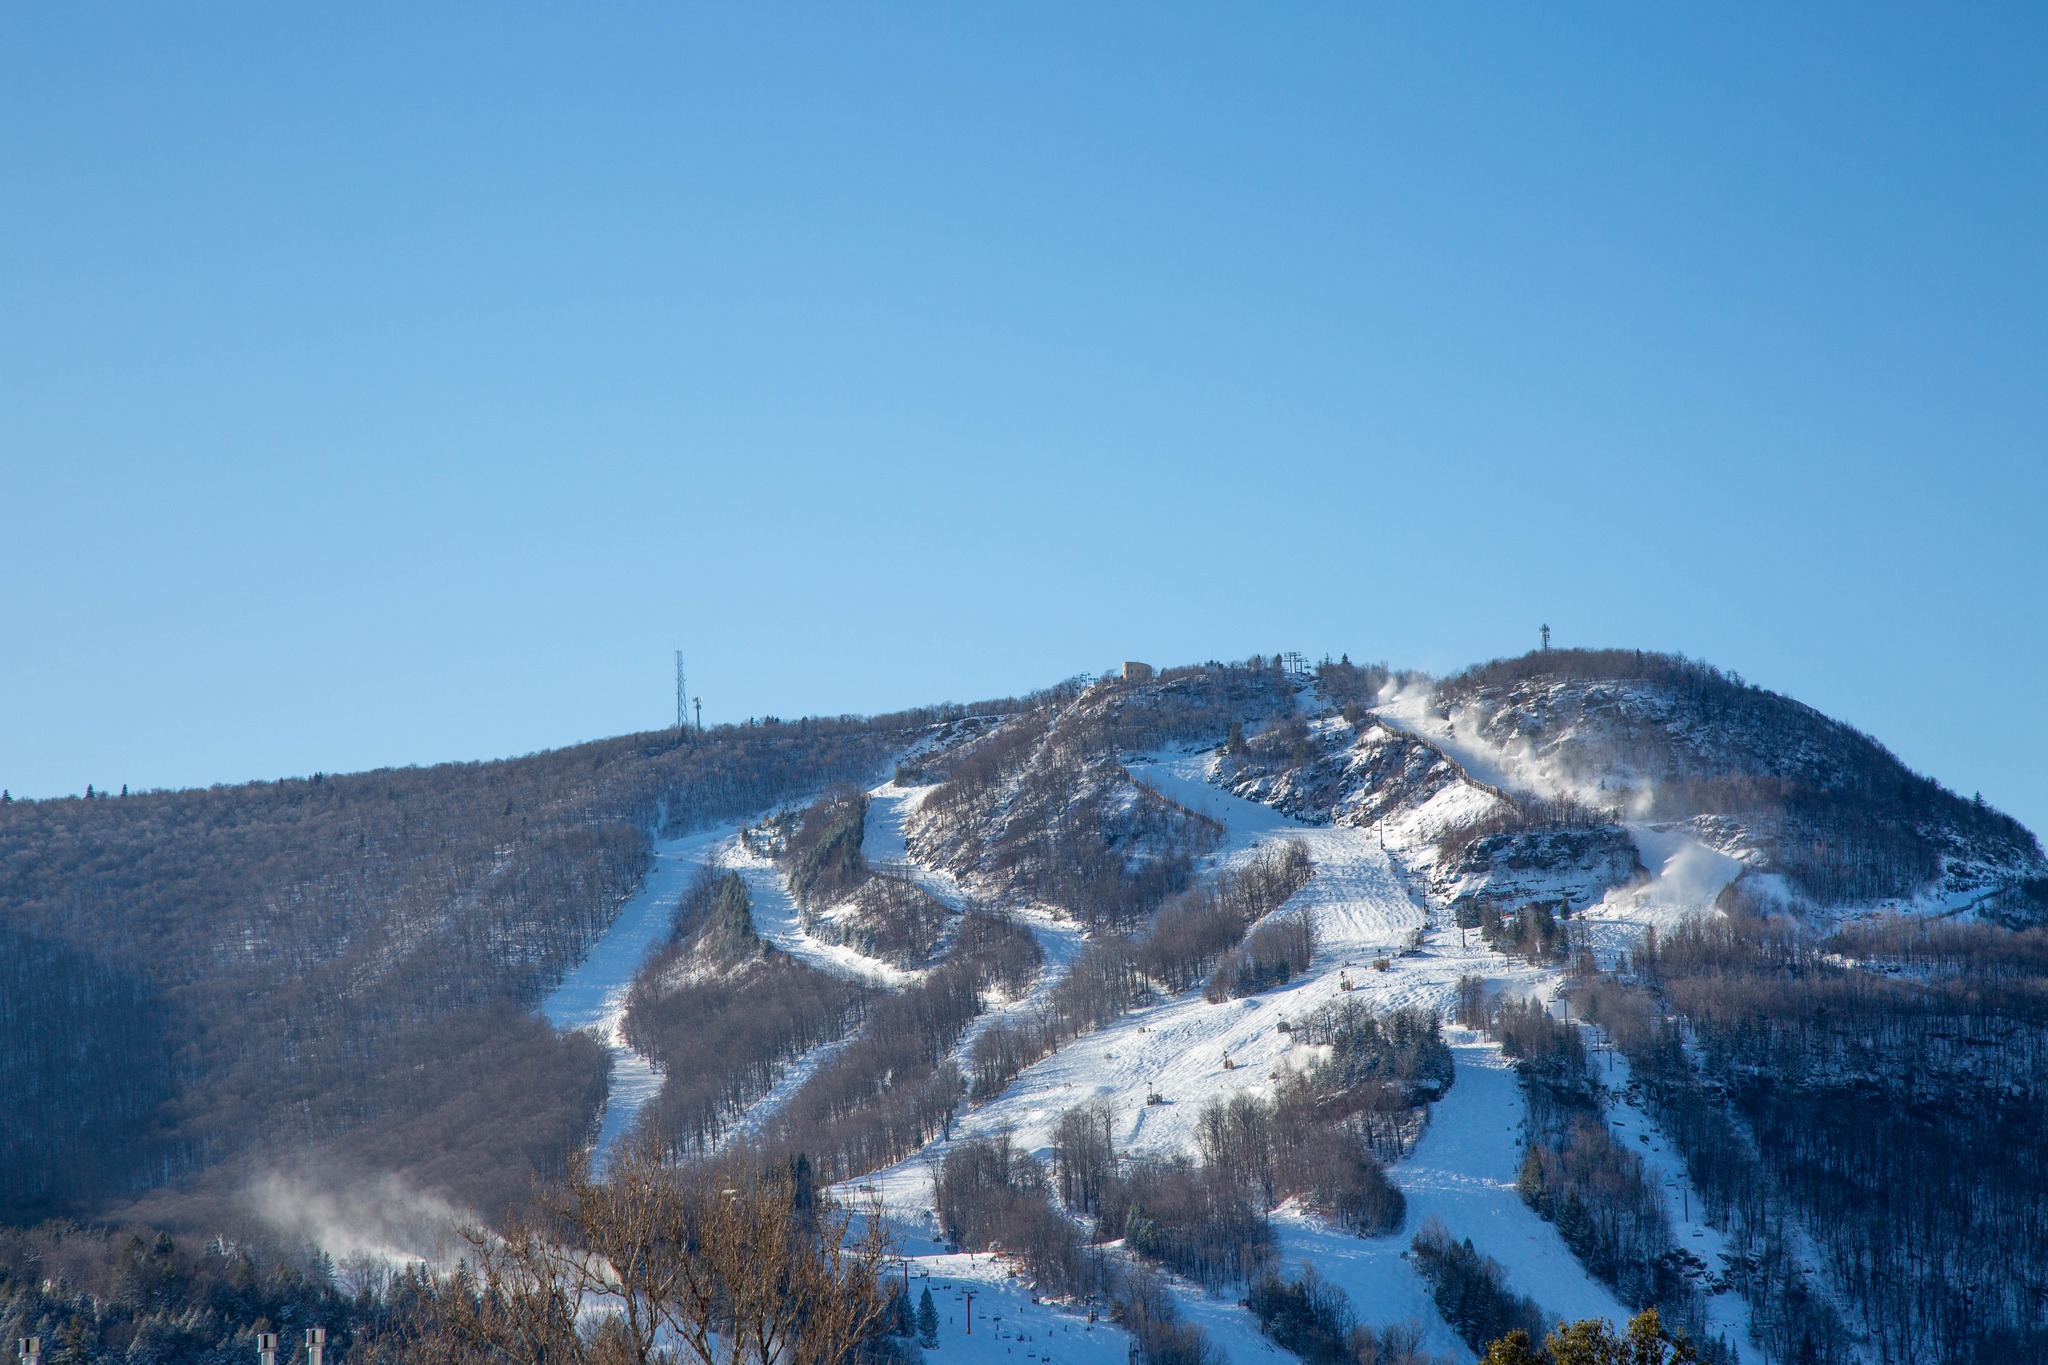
[541,825,734,1164]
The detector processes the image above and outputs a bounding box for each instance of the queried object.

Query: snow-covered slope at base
[843,748,1680,1363]
[542,826,732,1162]
[1261,1037,1635,1363]
[882,1245,1139,1365]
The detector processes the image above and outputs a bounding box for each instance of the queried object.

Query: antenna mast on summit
[675,652,687,731]
[1540,624,1551,652]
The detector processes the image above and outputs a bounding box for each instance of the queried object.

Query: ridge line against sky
[2,4,2043,832]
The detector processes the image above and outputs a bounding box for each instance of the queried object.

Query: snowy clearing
[542,825,732,1163]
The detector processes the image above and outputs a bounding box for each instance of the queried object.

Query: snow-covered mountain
[10,648,2042,1365]
[548,650,2045,1365]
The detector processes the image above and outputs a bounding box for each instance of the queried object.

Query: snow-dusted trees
[1139,840,1312,992]
[1284,1001,1453,1166]
[757,911,1041,1183]
[0,1222,360,1363]
[1409,1217,1546,1355]
[1203,909,1317,1001]
[766,789,953,969]
[935,1132,1101,1299]
[1480,1308,1702,1365]
[0,706,939,1218]
[1053,1098,1118,1215]
[623,870,869,1157]
[1040,1043,1422,1292]
[934,1130,1230,1365]
[1249,1263,1447,1365]
[1581,913,2048,1365]
[781,789,869,907]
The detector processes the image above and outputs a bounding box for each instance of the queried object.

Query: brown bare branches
[390,1147,896,1365]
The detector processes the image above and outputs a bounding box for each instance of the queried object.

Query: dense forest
[0,704,996,1223]
[621,869,870,1157]
[1580,914,2048,1365]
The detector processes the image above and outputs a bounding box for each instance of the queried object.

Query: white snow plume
[1377,676,1652,818]
[246,1170,472,1269]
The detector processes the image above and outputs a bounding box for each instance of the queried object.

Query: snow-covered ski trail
[727,834,918,987]
[865,780,977,912]
[541,825,732,1165]
[846,747,1656,1360]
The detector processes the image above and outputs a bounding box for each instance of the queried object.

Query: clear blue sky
[3,5,2045,832]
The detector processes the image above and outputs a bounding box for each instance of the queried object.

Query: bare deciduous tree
[393,1147,896,1365]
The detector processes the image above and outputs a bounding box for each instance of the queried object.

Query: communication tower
[1540,624,1551,652]
[675,652,687,730]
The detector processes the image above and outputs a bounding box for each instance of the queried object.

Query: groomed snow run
[849,748,1663,1363]
[541,825,733,1164]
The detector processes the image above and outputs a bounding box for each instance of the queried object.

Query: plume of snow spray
[246,1170,473,1273]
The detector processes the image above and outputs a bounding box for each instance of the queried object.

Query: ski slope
[544,739,1756,1361]
[847,748,1691,1363]
[728,835,920,987]
[540,795,923,1165]
[542,825,733,1163]
[866,781,977,912]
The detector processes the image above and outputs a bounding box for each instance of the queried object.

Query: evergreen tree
[893,1286,915,1338]
[788,1152,817,1226]
[1517,1147,1546,1212]
[917,1286,939,1347]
